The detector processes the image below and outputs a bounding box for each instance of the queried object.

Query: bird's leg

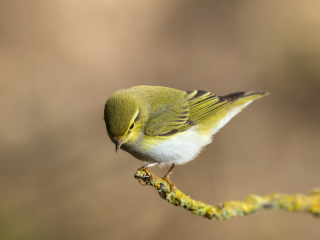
[162,164,176,192]
[136,163,159,186]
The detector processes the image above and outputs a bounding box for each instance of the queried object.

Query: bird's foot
[135,164,157,186]
[139,168,153,186]
[161,163,176,192]
[161,175,176,192]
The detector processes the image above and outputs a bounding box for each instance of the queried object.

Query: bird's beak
[115,139,123,153]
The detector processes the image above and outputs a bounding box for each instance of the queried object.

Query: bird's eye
[130,122,135,130]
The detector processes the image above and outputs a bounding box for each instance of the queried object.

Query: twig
[134,169,320,220]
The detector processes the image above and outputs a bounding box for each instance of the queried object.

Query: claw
[136,164,157,186]
[137,178,147,186]
[162,175,176,192]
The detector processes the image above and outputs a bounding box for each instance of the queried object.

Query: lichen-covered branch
[134,169,320,220]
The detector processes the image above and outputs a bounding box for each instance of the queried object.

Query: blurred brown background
[1,1,320,239]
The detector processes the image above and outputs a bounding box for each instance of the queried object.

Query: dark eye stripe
[130,122,135,130]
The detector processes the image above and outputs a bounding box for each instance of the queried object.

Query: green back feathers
[104,86,268,138]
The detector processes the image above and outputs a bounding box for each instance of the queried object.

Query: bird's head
[104,89,144,153]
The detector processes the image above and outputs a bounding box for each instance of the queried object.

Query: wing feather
[177,90,250,132]
[144,87,266,136]
[142,87,189,136]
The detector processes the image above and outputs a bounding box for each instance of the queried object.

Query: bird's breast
[121,125,213,167]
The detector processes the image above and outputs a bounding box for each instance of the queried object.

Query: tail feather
[239,91,269,104]
[244,90,269,98]
[219,91,268,103]
[218,92,246,102]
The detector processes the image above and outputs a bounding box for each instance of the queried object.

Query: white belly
[137,126,213,167]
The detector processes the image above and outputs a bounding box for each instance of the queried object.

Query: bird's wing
[144,88,266,136]
[180,90,268,132]
[143,87,190,136]
[186,90,246,126]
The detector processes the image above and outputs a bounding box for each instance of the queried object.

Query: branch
[134,169,320,220]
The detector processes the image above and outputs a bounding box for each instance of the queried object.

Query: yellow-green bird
[104,85,268,187]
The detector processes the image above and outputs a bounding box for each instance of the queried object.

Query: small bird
[104,85,268,188]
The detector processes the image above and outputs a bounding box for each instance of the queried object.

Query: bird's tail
[230,90,269,107]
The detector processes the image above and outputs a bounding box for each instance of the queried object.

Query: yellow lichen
[134,169,320,220]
